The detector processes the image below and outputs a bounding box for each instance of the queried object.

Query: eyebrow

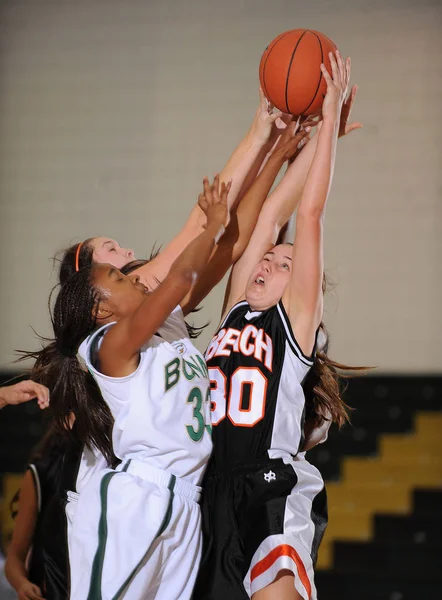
[103,240,114,248]
[109,267,119,279]
[264,251,292,261]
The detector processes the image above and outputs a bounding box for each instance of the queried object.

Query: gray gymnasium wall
[0,0,441,372]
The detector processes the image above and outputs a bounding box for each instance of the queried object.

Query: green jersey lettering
[185,387,205,442]
[164,358,180,391]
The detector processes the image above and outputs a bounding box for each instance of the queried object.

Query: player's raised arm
[221,71,361,318]
[134,92,281,287]
[219,125,319,316]
[180,122,311,316]
[283,51,351,357]
[99,178,230,376]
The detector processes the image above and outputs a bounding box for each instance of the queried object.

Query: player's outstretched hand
[198,174,232,232]
[18,580,46,600]
[339,84,363,137]
[250,88,284,145]
[0,380,50,410]
[272,119,312,163]
[320,50,350,124]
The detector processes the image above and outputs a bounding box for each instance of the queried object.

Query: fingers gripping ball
[259,29,338,117]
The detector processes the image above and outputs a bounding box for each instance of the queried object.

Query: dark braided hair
[19,266,115,464]
[121,259,208,339]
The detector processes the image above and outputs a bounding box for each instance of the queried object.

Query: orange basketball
[259,29,338,117]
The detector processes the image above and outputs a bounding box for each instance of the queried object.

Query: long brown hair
[302,276,369,428]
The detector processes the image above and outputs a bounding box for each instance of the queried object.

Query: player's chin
[245,282,263,297]
[246,291,267,310]
[245,289,258,305]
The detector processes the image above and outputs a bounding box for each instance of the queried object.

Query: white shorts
[244,457,326,599]
[68,459,202,600]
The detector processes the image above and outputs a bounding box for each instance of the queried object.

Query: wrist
[214,224,225,244]
[322,114,340,131]
[246,127,270,151]
[17,577,31,592]
[266,150,286,170]
[0,390,6,409]
[205,220,225,243]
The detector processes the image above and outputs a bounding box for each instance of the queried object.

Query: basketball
[259,29,338,117]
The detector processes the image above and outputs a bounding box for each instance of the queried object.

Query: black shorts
[193,457,327,600]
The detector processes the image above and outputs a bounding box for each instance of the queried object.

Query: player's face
[245,244,293,310]
[91,237,135,269]
[92,263,149,320]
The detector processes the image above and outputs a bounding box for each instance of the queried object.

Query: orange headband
[75,242,84,272]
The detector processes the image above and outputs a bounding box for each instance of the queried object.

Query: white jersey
[78,306,212,486]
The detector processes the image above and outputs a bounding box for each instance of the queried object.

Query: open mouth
[254,276,265,286]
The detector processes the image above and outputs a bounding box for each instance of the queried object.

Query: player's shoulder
[274,301,315,368]
[219,300,250,329]
[78,322,114,366]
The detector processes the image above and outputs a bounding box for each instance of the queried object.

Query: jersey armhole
[28,464,42,514]
[84,323,147,383]
[160,304,188,338]
[276,301,316,367]
[219,300,249,330]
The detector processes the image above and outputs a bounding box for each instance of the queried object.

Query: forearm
[169,125,269,239]
[228,153,285,259]
[0,388,6,409]
[138,134,268,287]
[219,133,268,212]
[138,203,207,285]
[174,132,267,247]
[297,117,339,217]
[181,154,285,315]
[5,553,29,592]
[103,218,228,366]
[259,131,319,229]
[234,143,273,205]
[170,220,225,282]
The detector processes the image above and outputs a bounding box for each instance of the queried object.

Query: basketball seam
[261,30,294,104]
[299,30,324,116]
[285,30,307,114]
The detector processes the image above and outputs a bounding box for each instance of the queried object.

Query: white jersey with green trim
[79,306,212,486]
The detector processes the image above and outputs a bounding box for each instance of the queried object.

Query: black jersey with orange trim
[205,300,314,470]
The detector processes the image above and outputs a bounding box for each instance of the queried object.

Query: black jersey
[30,434,82,600]
[205,300,314,469]
[27,447,65,594]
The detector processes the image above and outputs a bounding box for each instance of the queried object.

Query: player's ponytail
[18,268,115,464]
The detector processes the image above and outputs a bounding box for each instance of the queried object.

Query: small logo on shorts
[264,470,276,483]
[173,342,186,355]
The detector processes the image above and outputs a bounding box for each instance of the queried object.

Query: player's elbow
[168,267,196,294]
[258,205,280,230]
[296,206,325,222]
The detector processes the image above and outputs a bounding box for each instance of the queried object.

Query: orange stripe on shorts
[250,543,312,598]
